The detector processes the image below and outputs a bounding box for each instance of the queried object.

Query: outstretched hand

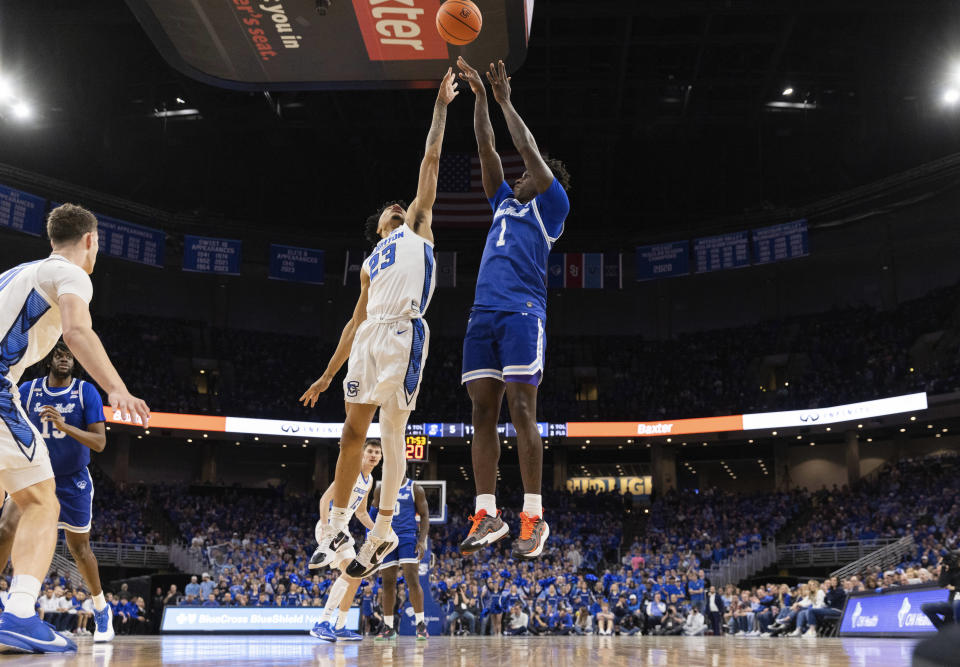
[437,67,459,106]
[457,56,484,94]
[486,59,511,104]
[299,374,332,408]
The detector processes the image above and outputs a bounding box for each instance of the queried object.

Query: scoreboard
[404,435,430,462]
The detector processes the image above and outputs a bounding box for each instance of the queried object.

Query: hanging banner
[183,235,242,275]
[268,244,324,284]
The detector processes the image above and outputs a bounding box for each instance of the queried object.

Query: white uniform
[0,255,93,493]
[344,222,436,410]
[318,470,375,565]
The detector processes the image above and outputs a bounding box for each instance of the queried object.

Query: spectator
[705,586,725,636]
[684,607,706,636]
[185,576,201,598]
[505,604,529,636]
[596,600,615,636]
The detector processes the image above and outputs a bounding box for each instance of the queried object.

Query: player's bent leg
[0,495,23,573]
[315,403,378,568]
[333,575,364,641]
[375,565,398,641]
[64,531,113,642]
[504,382,549,560]
[401,562,429,640]
[0,477,76,654]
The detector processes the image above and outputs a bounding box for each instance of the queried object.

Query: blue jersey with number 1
[472,179,569,320]
[18,378,104,477]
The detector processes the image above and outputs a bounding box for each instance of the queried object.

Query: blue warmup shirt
[18,378,104,477]
[472,179,570,319]
[392,479,418,536]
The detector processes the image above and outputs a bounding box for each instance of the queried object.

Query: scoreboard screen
[405,435,430,462]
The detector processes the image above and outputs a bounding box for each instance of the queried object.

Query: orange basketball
[436,0,482,46]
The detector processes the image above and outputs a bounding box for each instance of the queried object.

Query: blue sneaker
[93,604,115,642]
[0,613,77,654]
[310,621,337,643]
[334,626,363,641]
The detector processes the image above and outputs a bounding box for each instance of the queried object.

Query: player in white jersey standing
[308,439,381,642]
[300,68,457,578]
[0,204,149,653]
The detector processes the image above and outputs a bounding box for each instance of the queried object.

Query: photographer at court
[921,553,960,630]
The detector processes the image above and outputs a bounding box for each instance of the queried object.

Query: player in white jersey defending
[308,439,381,642]
[300,68,456,579]
[0,204,149,653]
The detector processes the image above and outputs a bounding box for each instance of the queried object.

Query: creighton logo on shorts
[76,479,87,490]
[346,381,359,398]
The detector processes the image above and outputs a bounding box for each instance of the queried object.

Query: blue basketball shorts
[461,310,545,385]
[55,468,94,533]
[379,532,419,570]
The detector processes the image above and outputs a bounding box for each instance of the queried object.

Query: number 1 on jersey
[496,220,507,247]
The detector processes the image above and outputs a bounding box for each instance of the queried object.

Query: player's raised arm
[406,67,459,243]
[486,59,554,194]
[300,272,370,408]
[59,294,150,427]
[458,56,504,199]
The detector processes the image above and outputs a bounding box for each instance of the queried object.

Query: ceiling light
[944,89,960,105]
[910,416,916,421]
[11,102,32,120]
[782,87,794,96]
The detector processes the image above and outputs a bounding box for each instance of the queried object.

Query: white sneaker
[311,522,352,570]
[803,628,817,638]
[345,530,399,577]
[788,627,803,637]
[760,632,771,637]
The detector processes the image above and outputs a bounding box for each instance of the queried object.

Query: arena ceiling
[2,0,960,248]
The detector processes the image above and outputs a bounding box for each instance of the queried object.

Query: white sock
[329,507,350,533]
[384,615,394,628]
[522,494,542,517]
[335,613,348,630]
[7,574,41,618]
[92,592,107,612]
[322,578,350,623]
[415,611,425,625]
[372,511,394,540]
[475,494,496,515]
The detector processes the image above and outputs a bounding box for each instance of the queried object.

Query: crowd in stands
[91,282,960,423]
[4,452,956,637]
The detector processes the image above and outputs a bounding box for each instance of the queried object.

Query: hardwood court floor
[0,634,923,666]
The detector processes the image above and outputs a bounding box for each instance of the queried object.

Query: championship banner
[693,231,750,274]
[126,0,532,90]
[0,185,45,236]
[183,235,242,275]
[635,241,689,282]
[96,214,166,268]
[268,244,324,284]
[752,219,809,265]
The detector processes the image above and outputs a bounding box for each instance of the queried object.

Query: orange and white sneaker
[459,509,509,554]
[511,512,549,559]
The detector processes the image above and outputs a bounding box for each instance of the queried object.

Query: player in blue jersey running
[455,57,571,560]
[369,476,430,641]
[0,342,116,642]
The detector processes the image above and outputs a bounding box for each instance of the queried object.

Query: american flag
[434,152,526,228]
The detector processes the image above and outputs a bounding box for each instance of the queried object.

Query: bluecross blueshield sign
[839,586,947,637]
[161,606,359,633]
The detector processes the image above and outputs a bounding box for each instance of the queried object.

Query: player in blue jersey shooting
[455,57,571,560]
[0,342,116,642]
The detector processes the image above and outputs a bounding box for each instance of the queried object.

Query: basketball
[436,0,482,46]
